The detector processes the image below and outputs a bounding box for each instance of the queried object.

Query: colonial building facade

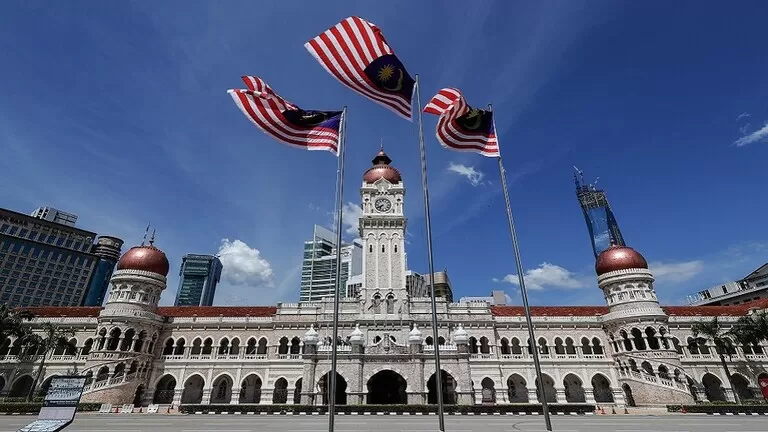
[1,150,767,408]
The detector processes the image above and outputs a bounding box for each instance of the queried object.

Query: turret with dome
[362,147,402,184]
[595,241,648,276]
[117,243,170,277]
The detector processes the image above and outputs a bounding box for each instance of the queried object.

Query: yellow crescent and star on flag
[376,63,405,92]
[362,53,414,98]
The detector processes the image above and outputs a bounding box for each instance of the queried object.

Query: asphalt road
[1,414,766,432]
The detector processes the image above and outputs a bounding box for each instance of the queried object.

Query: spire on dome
[141,222,150,246]
[364,146,400,183]
[149,228,156,246]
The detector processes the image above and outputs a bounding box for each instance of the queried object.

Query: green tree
[691,317,741,404]
[23,323,76,401]
[730,311,768,356]
[0,304,34,342]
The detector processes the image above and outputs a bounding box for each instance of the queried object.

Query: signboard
[759,376,768,400]
[43,376,88,408]
[17,376,87,432]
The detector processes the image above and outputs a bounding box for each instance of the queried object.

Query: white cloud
[648,260,704,283]
[217,239,274,287]
[737,112,751,120]
[499,262,587,290]
[341,202,363,238]
[734,121,768,147]
[447,162,485,187]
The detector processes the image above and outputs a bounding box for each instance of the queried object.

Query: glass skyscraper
[300,225,362,302]
[0,208,100,307]
[174,254,223,306]
[574,170,626,257]
[82,236,124,306]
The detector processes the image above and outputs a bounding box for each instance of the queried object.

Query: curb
[182,411,591,416]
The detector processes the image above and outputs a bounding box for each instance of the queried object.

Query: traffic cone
[600,406,606,415]
[138,406,143,413]
[623,406,629,415]
[611,407,616,415]
[681,405,687,414]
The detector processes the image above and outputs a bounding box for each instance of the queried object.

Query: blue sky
[1,1,767,307]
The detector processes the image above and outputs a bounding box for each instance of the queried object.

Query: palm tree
[730,311,768,356]
[691,317,741,404]
[0,304,34,342]
[23,323,76,401]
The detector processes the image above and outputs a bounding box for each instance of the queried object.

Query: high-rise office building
[574,169,626,257]
[174,254,223,306]
[405,269,454,302]
[300,225,362,302]
[0,207,104,307]
[30,207,78,227]
[82,236,124,306]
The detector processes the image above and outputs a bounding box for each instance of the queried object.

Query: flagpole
[328,106,347,432]
[415,75,446,431]
[489,104,552,431]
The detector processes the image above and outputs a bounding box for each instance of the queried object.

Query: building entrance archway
[318,372,347,405]
[427,370,457,405]
[367,370,407,404]
[622,383,636,407]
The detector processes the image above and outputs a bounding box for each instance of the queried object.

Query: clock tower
[358,148,408,313]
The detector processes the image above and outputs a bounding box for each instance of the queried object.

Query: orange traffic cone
[681,405,687,414]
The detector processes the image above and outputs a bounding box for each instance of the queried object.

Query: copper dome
[363,148,402,184]
[117,244,170,276]
[595,243,648,276]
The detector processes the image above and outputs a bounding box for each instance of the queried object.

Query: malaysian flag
[305,16,415,120]
[424,88,498,157]
[228,76,343,154]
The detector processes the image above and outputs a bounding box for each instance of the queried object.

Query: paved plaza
[1,414,767,432]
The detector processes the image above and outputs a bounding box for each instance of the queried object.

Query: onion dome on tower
[303,325,319,345]
[408,324,423,344]
[349,324,364,345]
[116,229,170,277]
[452,323,469,344]
[363,147,402,184]
[595,241,648,276]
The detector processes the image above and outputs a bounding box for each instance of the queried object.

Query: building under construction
[574,168,626,257]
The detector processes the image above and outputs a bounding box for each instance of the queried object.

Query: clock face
[374,198,392,212]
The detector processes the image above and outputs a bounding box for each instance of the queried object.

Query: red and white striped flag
[305,16,415,120]
[228,76,343,154]
[424,88,499,158]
